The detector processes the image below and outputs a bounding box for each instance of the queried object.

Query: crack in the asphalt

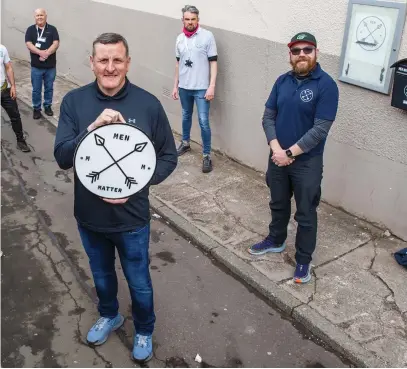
[72,313,113,368]
[152,353,167,366]
[93,348,113,368]
[30,222,108,366]
[2,147,97,303]
[34,224,113,367]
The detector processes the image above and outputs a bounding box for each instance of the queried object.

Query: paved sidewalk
[11,59,407,367]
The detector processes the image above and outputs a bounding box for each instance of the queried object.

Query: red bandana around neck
[183,24,199,38]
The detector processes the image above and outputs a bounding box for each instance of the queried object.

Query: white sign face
[341,4,398,89]
[338,1,406,94]
[74,124,156,199]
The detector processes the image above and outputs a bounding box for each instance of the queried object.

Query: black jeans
[266,155,323,264]
[1,88,24,141]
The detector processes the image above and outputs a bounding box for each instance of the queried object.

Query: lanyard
[36,25,45,40]
[183,34,197,60]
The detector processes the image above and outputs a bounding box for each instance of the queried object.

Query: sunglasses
[290,46,315,56]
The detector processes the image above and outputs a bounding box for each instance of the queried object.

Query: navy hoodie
[54,79,177,232]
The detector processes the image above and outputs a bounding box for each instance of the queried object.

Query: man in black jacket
[54,33,177,363]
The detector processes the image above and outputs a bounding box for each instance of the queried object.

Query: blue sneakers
[132,334,153,363]
[248,238,286,255]
[294,263,311,284]
[86,314,124,346]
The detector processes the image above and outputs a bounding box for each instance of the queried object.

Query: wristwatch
[285,149,294,158]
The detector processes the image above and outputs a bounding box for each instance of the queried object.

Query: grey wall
[2,0,407,240]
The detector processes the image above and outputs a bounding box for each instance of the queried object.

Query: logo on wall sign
[404,85,407,98]
[74,123,156,199]
[300,89,314,102]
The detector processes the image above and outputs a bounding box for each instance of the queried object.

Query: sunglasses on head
[290,46,315,55]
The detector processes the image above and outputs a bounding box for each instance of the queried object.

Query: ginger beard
[290,53,317,75]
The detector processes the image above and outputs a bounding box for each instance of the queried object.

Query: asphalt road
[1,101,349,368]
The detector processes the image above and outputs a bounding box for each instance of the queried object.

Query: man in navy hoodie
[54,33,177,363]
[248,33,339,284]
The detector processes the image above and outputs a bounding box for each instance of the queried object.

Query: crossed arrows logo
[86,133,147,189]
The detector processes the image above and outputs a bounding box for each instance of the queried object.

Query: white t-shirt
[0,44,11,89]
[175,27,217,90]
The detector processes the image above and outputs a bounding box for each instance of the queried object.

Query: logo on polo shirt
[300,89,313,102]
[404,85,407,98]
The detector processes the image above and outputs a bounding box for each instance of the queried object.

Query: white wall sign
[339,0,406,94]
[74,124,156,199]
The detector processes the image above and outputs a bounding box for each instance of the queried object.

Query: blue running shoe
[248,238,286,255]
[86,314,124,346]
[132,334,153,363]
[294,263,311,284]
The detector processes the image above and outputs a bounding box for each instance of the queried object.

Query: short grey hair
[92,33,129,57]
[182,5,199,16]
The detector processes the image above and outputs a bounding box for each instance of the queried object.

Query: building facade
[2,0,406,239]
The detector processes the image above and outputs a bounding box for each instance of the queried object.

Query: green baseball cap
[288,32,317,48]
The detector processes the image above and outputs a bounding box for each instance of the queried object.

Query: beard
[290,57,317,75]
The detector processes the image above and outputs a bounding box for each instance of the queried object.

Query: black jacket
[54,79,177,232]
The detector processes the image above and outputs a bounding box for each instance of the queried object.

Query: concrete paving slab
[344,313,384,343]
[173,193,258,245]
[341,242,376,270]
[373,238,407,314]
[285,205,373,267]
[307,262,390,325]
[212,180,273,236]
[364,336,407,367]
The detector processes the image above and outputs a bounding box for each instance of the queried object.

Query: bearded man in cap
[248,32,339,284]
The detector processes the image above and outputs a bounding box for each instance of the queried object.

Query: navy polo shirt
[25,23,59,69]
[265,63,339,160]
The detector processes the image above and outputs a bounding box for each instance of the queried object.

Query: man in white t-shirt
[171,5,218,173]
[1,44,30,152]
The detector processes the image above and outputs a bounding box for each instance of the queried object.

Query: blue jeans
[31,67,56,110]
[78,223,155,335]
[179,88,211,155]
